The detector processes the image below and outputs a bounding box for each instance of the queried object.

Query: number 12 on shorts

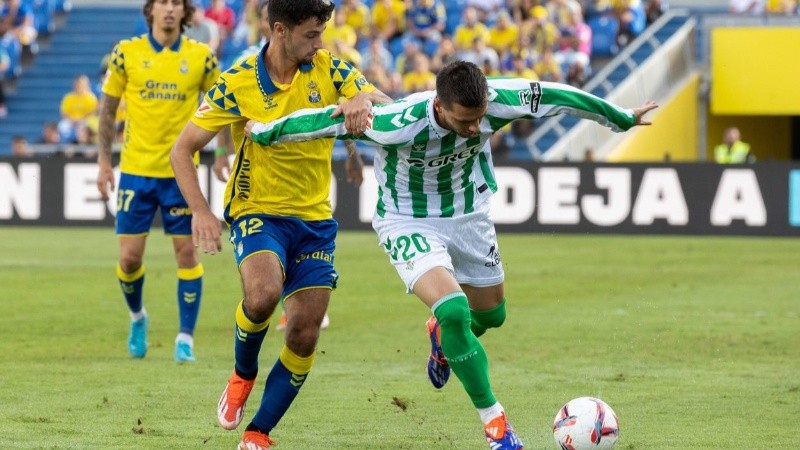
[382,233,431,262]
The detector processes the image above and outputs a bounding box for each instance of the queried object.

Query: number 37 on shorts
[382,233,431,262]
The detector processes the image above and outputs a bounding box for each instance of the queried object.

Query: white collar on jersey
[426,96,451,139]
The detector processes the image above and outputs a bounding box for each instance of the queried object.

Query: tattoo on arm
[98,95,121,162]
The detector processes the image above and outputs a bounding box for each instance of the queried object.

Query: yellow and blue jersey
[190,44,376,222]
[103,34,220,178]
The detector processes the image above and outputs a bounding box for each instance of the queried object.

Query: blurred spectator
[729,0,766,14]
[38,121,62,144]
[205,0,236,40]
[584,0,613,20]
[430,35,458,72]
[507,52,538,79]
[510,0,537,24]
[58,74,98,143]
[361,35,395,72]
[453,6,489,53]
[371,0,406,52]
[232,0,260,46]
[362,59,402,98]
[234,0,269,62]
[341,0,371,45]
[0,0,38,54]
[11,135,32,156]
[714,127,755,163]
[645,0,668,24]
[547,0,583,29]
[403,0,446,57]
[0,43,8,118]
[458,34,499,73]
[467,0,503,24]
[323,9,358,51]
[402,53,436,93]
[520,5,559,60]
[395,38,423,74]
[487,10,519,56]
[185,5,221,54]
[555,10,592,87]
[533,47,563,81]
[614,0,647,47]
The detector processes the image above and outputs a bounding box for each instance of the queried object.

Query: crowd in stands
[5,0,798,157]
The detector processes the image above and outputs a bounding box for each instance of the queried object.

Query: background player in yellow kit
[95,0,220,362]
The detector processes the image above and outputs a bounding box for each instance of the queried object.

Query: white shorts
[372,203,504,293]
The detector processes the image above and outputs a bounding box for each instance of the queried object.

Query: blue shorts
[229,214,339,298]
[115,173,192,236]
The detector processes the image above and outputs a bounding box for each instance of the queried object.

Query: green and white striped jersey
[249,78,636,219]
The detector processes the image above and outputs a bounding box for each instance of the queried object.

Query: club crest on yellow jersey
[307,81,321,103]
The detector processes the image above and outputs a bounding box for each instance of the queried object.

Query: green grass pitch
[0,227,798,449]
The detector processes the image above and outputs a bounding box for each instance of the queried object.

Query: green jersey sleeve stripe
[539,82,635,131]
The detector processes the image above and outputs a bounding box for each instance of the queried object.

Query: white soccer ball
[552,397,619,450]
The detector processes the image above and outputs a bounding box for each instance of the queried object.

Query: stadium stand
[4,0,774,158]
[0,5,139,152]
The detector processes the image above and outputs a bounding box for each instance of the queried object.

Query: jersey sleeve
[249,105,351,146]
[329,53,376,99]
[249,102,409,148]
[102,42,127,98]
[200,48,221,93]
[486,78,636,132]
[190,76,242,133]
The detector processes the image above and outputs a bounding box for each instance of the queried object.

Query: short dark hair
[268,0,334,29]
[436,61,488,110]
[143,0,195,33]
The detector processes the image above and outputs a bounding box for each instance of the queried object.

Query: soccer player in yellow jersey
[170,0,391,448]
[95,0,220,363]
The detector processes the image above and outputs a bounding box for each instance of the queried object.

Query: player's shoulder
[222,53,258,80]
[180,35,216,57]
[314,49,356,74]
[113,34,147,51]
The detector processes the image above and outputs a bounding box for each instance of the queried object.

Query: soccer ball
[552,397,619,450]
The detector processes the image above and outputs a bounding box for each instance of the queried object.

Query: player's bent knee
[436,298,472,333]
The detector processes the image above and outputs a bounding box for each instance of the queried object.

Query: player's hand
[633,101,658,126]
[192,209,223,255]
[331,93,372,136]
[244,120,256,140]
[345,142,364,187]
[97,164,115,201]
[212,154,231,182]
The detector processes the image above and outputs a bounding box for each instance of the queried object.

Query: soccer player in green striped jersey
[246,60,658,450]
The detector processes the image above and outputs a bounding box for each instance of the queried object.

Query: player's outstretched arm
[171,122,223,255]
[329,89,393,135]
[244,105,348,145]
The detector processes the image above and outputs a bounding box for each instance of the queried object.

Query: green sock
[433,292,496,409]
[470,298,507,338]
